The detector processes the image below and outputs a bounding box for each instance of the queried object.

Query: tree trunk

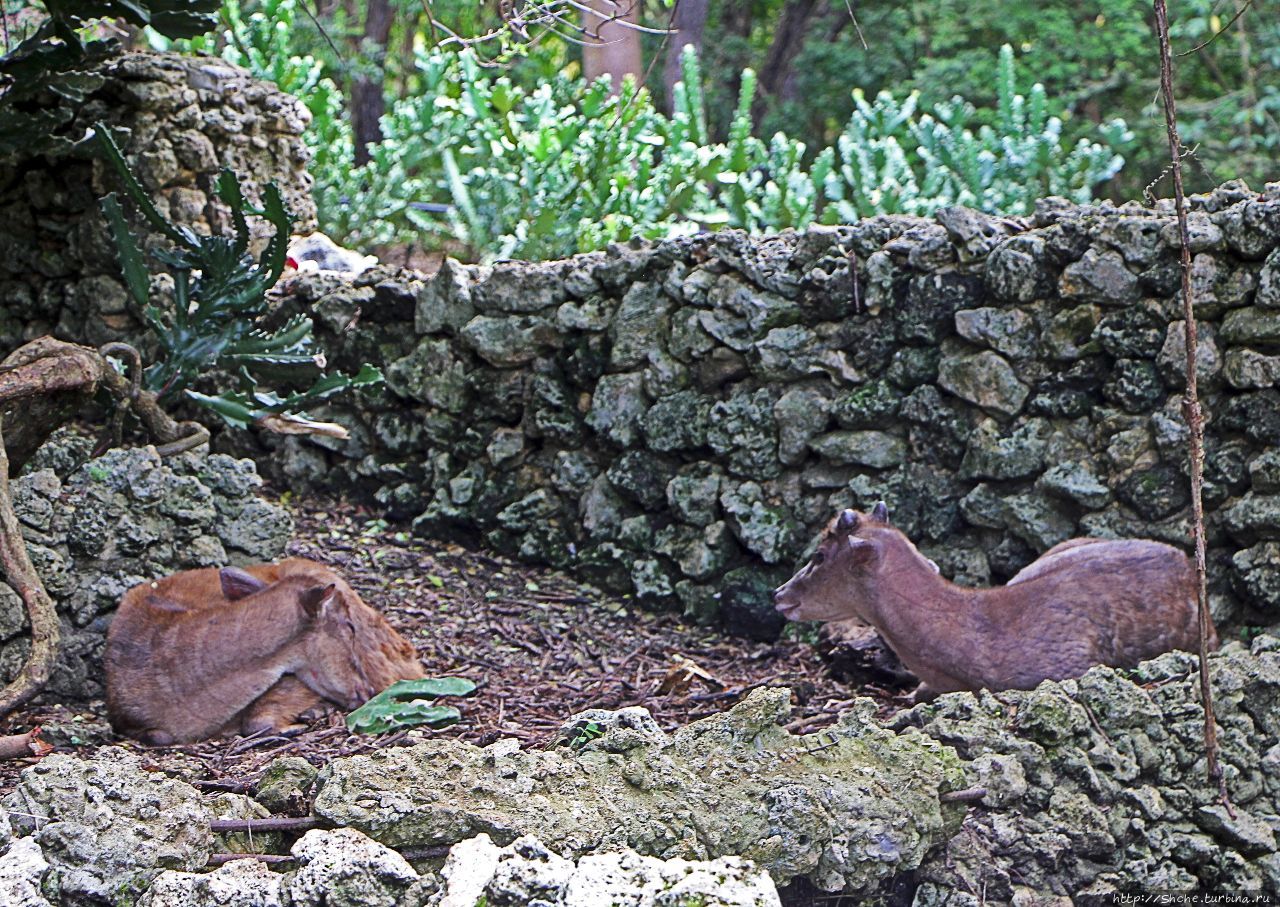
[757,0,820,110]
[350,0,395,167]
[663,0,711,110]
[581,0,644,97]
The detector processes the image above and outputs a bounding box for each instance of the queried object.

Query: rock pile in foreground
[0,638,1277,903]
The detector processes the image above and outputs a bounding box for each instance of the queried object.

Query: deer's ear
[220,567,268,600]
[871,501,890,523]
[299,583,338,619]
[836,509,859,534]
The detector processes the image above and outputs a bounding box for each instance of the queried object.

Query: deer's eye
[811,551,826,566]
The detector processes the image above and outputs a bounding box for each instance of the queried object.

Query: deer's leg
[908,682,941,704]
[240,676,333,736]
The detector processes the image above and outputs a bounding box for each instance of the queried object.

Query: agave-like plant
[95,122,381,431]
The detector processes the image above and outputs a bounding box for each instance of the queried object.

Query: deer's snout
[772,586,800,618]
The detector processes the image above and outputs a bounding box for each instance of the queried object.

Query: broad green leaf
[347,703,461,735]
[381,677,478,698]
[345,676,476,735]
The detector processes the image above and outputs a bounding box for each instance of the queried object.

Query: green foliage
[393,43,1124,257]
[705,0,1279,199]
[0,0,220,158]
[567,720,605,750]
[177,2,1129,260]
[818,46,1132,220]
[94,122,382,429]
[346,677,477,735]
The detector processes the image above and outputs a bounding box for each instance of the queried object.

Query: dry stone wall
[244,185,1280,640]
[0,51,315,353]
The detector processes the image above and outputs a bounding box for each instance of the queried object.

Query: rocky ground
[0,489,892,797]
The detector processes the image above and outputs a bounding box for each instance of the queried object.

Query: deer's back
[980,538,1211,689]
[106,568,281,741]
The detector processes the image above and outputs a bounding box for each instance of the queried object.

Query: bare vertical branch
[0,421,61,718]
[1151,0,1225,800]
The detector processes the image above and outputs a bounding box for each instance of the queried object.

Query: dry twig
[0,727,52,761]
[1151,0,1226,807]
[0,425,61,718]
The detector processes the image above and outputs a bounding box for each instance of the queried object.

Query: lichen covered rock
[311,688,966,894]
[4,748,212,905]
[906,637,1280,899]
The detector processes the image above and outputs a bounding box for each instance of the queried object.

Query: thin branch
[207,853,294,867]
[1177,0,1252,56]
[0,422,61,718]
[1152,0,1227,807]
[939,787,988,804]
[843,0,867,50]
[210,816,320,833]
[568,0,675,36]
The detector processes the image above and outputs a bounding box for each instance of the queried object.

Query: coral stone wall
[240,185,1280,639]
[0,51,315,353]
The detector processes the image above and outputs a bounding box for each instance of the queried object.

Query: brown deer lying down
[773,503,1217,695]
[106,558,424,744]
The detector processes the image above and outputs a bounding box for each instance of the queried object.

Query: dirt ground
[0,491,911,796]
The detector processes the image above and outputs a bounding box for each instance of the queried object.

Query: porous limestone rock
[0,837,53,907]
[311,688,966,895]
[936,350,1029,418]
[1058,248,1140,306]
[907,638,1280,899]
[427,834,781,907]
[288,828,419,907]
[1233,542,1280,613]
[4,748,212,906]
[1224,349,1280,389]
[254,756,320,815]
[954,306,1038,359]
[959,418,1049,481]
[139,858,285,907]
